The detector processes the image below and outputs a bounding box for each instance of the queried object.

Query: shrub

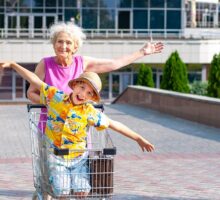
[137,63,154,87]
[189,81,208,96]
[207,53,220,98]
[161,51,190,93]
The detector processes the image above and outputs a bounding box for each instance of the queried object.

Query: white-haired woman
[27,21,164,103]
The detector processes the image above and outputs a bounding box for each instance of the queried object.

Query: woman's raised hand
[140,42,164,56]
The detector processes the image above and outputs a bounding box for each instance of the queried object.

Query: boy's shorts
[48,152,91,196]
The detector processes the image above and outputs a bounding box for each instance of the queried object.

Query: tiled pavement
[0,104,220,200]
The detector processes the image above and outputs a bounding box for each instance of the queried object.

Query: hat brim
[68,77,100,103]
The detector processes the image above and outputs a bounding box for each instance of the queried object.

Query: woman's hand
[0,62,14,74]
[0,61,13,69]
[140,42,164,56]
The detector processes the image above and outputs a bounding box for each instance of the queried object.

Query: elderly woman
[27,22,163,102]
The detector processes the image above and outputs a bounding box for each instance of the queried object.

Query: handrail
[0,28,184,39]
[27,103,104,112]
[1,28,220,40]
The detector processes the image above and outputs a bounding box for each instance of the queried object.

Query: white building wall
[0,39,220,64]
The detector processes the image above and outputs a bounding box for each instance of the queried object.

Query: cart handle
[27,103,104,112]
[27,104,45,112]
[54,147,117,156]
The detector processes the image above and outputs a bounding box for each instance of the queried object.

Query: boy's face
[70,81,95,105]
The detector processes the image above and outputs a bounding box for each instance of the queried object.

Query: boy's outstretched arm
[0,61,43,90]
[108,118,155,152]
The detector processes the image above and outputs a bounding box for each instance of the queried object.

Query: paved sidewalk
[0,104,220,200]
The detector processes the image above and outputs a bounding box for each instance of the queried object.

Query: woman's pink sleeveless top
[44,56,83,93]
[39,56,84,131]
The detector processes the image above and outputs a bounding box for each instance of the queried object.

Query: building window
[0,0,4,7]
[0,14,4,28]
[6,0,18,12]
[150,10,164,29]
[116,0,131,8]
[133,10,148,29]
[188,71,202,83]
[150,0,164,8]
[82,9,98,28]
[65,0,77,7]
[64,9,79,22]
[46,0,57,7]
[32,8,44,13]
[32,0,44,7]
[19,0,32,7]
[100,0,116,8]
[167,10,181,29]
[133,0,148,8]
[118,10,130,29]
[45,8,57,13]
[19,7,31,13]
[100,9,115,29]
[82,0,98,7]
[167,0,181,8]
[196,2,217,28]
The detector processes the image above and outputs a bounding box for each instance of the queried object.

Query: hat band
[87,78,100,92]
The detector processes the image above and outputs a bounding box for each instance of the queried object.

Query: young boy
[0,61,155,198]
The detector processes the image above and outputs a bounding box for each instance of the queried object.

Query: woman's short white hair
[50,22,86,48]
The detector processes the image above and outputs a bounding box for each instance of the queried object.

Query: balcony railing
[1,28,220,40]
[0,28,184,39]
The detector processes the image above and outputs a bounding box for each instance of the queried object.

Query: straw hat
[68,72,102,102]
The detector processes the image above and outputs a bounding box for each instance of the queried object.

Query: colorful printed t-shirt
[40,83,109,158]
[39,56,84,132]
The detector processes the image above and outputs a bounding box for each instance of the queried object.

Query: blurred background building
[0,0,220,102]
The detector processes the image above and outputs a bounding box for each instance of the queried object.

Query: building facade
[0,0,220,102]
[1,0,183,38]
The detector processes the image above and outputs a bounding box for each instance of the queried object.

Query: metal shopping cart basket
[27,104,116,200]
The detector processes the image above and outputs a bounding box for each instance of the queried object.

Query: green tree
[137,64,154,87]
[207,53,220,98]
[161,51,190,93]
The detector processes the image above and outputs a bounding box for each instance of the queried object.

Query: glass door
[6,14,31,37]
[109,73,120,99]
[46,15,57,28]
[44,15,57,37]
[33,15,57,38]
[121,73,132,91]
[33,15,43,37]
[5,15,17,37]
[19,15,30,37]
[6,14,57,38]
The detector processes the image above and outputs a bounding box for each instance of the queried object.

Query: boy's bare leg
[45,194,52,200]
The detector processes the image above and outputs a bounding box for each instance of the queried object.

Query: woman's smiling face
[53,32,78,60]
[70,81,95,105]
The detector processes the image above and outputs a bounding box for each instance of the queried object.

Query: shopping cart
[27,104,116,200]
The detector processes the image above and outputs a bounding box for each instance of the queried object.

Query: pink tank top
[39,56,84,132]
[44,56,83,93]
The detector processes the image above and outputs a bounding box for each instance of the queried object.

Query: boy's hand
[137,137,155,152]
[140,42,164,56]
[0,62,12,70]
